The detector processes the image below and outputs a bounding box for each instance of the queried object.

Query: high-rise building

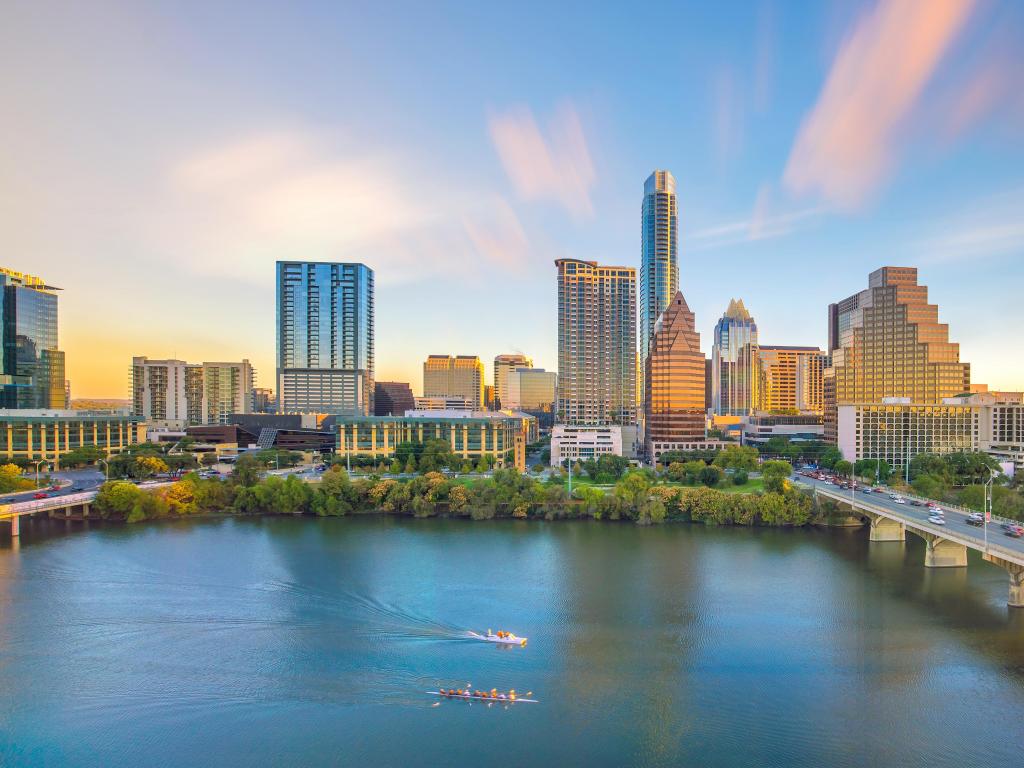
[712,299,759,416]
[133,357,254,427]
[0,267,66,409]
[556,259,637,427]
[639,170,679,371]
[374,381,415,416]
[132,357,202,429]
[758,346,824,414]
[201,361,255,425]
[493,353,533,409]
[276,261,374,415]
[423,355,484,409]
[826,266,970,442]
[645,291,707,460]
[507,367,557,428]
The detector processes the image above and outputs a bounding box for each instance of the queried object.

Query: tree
[135,455,170,478]
[833,460,853,477]
[854,458,892,483]
[732,469,749,486]
[232,454,263,487]
[699,465,724,488]
[200,454,219,467]
[761,460,794,493]
[713,445,758,471]
[819,447,842,470]
[0,463,33,493]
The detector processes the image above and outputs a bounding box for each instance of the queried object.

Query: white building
[412,396,474,412]
[494,354,533,409]
[550,425,623,466]
[132,356,254,429]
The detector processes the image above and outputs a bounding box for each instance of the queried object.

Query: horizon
[4,0,1022,398]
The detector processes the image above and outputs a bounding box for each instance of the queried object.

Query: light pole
[565,457,572,495]
[34,459,49,488]
[97,458,110,482]
[983,468,998,552]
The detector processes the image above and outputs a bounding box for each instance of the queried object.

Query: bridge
[0,482,171,538]
[798,476,1024,608]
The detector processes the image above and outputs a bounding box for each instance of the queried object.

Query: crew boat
[429,687,537,703]
[474,629,527,647]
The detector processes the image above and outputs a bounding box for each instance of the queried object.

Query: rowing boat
[471,631,528,646]
[428,691,538,703]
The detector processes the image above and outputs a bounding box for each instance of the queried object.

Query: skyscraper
[825,266,970,442]
[0,267,66,409]
[639,170,679,399]
[758,346,824,414]
[201,360,255,425]
[493,353,533,409]
[555,258,637,426]
[276,261,374,415]
[131,357,203,428]
[423,355,484,409]
[644,291,706,460]
[712,299,759,416]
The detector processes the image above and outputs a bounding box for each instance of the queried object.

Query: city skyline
[4,1,1023,398]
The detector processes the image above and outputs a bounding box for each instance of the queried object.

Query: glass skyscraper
[276,261,374,415]
[639,170,679,396]
[712,298,759,416]
[0,267,66,409]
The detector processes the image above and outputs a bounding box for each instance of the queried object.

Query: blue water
[2,516,1023,767]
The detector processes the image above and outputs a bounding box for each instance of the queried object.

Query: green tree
[713,445,758,471]
[232,454,263,487]
[699,465,724,488]
[833,460,853,477]
[732,469,749,486]
[761,460,794,493]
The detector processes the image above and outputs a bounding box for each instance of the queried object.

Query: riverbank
[89,466,815,528]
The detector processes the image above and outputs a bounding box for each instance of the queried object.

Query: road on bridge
[795,474,1024,565]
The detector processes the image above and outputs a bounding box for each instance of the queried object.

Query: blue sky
[3,0,1022,396]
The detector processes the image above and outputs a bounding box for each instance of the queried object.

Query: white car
[893,497,906,504]
[928,515,946,525]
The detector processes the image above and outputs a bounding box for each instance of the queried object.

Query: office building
[0,267,66,409]
[0,409,146,469]
[826,267,970,441]
[555,259,637,426]
[276,261,374,415]
[550,425,623,465]
[644,291,706,460]
[335,412,534,470]
[712,299,759,416]
[374,381,415,417]
[758,346,824,414]
[639,170,679,405]
[507,367,557,427]
[740,414,825,447]
[494,354,533,409]
[423,355,484,409]
[484,385,495,410]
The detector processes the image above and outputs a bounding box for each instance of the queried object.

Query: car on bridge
[927,514,946,525]
[1005,525,1024,538]
[966,513,984,526]
[32,491,50,499]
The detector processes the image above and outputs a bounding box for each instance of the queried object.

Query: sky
[3,0,1023,398]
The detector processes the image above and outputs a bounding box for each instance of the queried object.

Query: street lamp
[34,459,49,488]
[97,458,110,481]
[983,468,998,552]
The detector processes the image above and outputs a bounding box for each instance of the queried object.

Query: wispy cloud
[686,186,825,252]
[488,103,596,218]
[916,187,1024,265]
[784,0,977,208]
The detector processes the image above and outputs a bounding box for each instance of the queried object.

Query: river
[1,515,1023,767]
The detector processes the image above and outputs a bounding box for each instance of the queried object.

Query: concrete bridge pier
[7,516,19,537]
[921,533,968,568]
[867,513,905,542]
[983,553,1024,608]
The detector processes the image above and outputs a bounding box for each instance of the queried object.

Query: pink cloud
[488,103,596,218]
[784,0,977,208]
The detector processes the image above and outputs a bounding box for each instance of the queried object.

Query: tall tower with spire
[639,170,679,407]
[711,298,759,416]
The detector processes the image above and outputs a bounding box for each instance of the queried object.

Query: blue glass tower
[0,267,65,409]
[276,261,374,415]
